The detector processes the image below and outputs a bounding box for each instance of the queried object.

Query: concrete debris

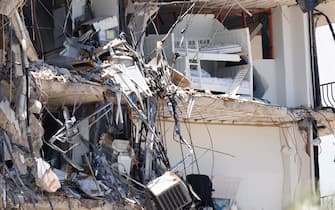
[30,63,107,108]
[1,80,11,101]
[0,100,22,142]
[29,114,44,156]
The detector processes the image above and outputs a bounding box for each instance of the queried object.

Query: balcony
[320,82,335,107]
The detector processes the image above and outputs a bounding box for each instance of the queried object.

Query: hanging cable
[182,118,200,174]
[170,95,187,176]
[161,2,196,43]
[197,112,215,180]
[314,9,335,42]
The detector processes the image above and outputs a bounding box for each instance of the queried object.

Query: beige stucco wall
[316,1,335,26]
[163,121,312,210]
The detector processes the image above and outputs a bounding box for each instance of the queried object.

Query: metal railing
[320,82,335,107]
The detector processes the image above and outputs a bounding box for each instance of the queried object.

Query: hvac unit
[147,171,192,210]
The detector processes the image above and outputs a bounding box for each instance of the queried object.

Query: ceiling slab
[136,0,335,10]
[200,0,296,9]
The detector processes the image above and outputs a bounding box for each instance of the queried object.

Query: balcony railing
[320,82,335,107]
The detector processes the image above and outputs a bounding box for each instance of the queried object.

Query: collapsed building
[1,0,335,209]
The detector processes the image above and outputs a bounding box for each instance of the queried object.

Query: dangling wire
[161,2,196,43]
[198,114,215,180]
[313,9,335,43]
[182,118,200,174]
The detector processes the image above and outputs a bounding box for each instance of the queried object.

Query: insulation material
[35,158,61,193]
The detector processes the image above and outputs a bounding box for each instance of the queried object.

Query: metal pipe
[308,10,320,198]
[308,11,321,108]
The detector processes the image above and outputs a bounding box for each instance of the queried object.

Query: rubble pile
[2,1,334,209]
[0,2,193,209]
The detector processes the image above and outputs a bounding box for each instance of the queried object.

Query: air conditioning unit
[147,171,192,210]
